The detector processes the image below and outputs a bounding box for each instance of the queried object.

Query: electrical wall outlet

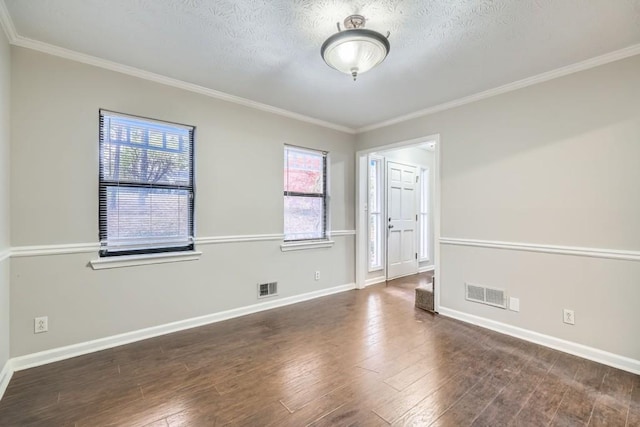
[34,316,48,334]
[314,271,320,281]
[509,297,520,312]
[563,309,575,325]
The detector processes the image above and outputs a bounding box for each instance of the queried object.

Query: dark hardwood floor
[1,273,638,426]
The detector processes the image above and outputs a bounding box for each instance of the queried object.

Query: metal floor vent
[465,283,507,309]
[258,282,278,298]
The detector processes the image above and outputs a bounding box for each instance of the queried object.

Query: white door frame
[355,134,441,312]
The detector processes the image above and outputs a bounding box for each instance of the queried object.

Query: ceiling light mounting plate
[343,14,366,30]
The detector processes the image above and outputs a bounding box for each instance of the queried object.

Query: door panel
[387,161,418,279]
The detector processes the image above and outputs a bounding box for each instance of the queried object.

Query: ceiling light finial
[321,15,390,81]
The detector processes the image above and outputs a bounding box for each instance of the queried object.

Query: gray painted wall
[9,47,356,357]
[357,55,640,361]
[0,30,11,370]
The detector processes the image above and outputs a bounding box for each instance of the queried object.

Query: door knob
[388,225,394,229]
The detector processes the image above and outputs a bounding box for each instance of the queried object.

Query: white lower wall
[10,236,354,357]
[441,244,640,361]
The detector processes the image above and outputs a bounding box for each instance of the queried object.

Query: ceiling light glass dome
[321,15,390,81]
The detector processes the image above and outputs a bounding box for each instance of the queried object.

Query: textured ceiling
[5,0,640,130]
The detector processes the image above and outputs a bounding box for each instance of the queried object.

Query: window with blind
[419,167,430,261]
[99,110,195,257]
[284,145,328,241]
[368,156,383,271]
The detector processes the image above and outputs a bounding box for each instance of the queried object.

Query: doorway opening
[355,134,441,312]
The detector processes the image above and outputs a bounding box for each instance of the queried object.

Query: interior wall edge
[438,306,640,375]
[0,358,12,401]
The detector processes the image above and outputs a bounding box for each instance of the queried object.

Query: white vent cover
[258,282,278,298]
[465,283,507,309]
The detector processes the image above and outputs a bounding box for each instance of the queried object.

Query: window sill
[280,240,335,252]
[90,251,202,270]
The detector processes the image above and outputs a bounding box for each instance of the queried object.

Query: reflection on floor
[1,272,637,426]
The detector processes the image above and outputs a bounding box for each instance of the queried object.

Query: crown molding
[0,0,16,43]
[357,43,640,133]
[8,35,355,135]
[3,0,640,137]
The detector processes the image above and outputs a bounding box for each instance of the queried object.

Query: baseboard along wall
[0,282,356,400]
[2,282,638,402]
[438,306,640,375]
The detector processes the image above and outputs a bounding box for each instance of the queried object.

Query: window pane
[102,116,191,186]
[105,186,190,249]
[284,196,324,240]
[99,111,194,256]
[369,213,381,268]
[284,148,324,194]
[369,159,378,212]
[420,213,429,260]
[420,168,429,213]
[419,168,430,260]
[368,157,382,270]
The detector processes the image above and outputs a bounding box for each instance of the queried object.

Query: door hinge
[415,253,418,260]
[416,176,419,183]
[416,214,418,221]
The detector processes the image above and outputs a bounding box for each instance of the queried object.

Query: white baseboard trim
[9,283,356,373]
[418,265,435,273]
[364,276,386,287]
[438,306,640,375]
[0,359,13,401]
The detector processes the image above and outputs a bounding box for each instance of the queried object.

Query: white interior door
[386,161,418,279]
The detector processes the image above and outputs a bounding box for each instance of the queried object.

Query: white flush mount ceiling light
[321,15,390,81]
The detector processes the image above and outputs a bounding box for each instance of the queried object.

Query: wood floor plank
[1,271,638,427]
[588,400,628,427]
[390,376,476,425]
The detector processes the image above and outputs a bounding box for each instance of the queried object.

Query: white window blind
[99,110,195,256]
[284,145,327,241]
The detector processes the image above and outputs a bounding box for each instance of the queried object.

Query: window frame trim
[283,144,329,243]
[98,109,196,257]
